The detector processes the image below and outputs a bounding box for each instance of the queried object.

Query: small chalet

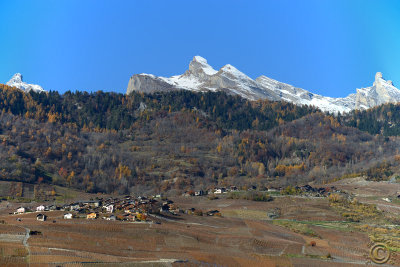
[87,213,97,219]
[104,204,114,213]
[195,190,204,196]
[248,185,257,191]
[207,210,221,216]
[63,213,73,219]
[36,214,47,221]
[160,204,170,213]
[125,214,135,221]
[214,188,226,194]
[230,186,238,192]
[106,215,116,221]
[82,200,101,208]
[163,200,174,205]
[16,207,25,214]
[69,203,80,211]
[36,205,45,212]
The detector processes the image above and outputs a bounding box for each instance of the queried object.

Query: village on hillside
[11,194,223,223]
[10,184,345,223]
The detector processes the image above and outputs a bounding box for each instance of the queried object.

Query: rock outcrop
[355,72,400,110]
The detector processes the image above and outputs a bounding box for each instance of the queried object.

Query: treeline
[0,84,318,131]
[339,103,400,136]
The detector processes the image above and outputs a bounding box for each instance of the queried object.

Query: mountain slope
[0,84,398,194]
[6,73,46,93]
[126,56,400,113]
[255,75,356,113]
[0,87,397,194]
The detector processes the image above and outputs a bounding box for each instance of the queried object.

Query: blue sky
[0,0,400,97]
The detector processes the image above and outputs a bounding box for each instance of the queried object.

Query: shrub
[227,191,273,202]
[194,210,203,216]
[248,192,273,202]
[227,192,241,199]
[280,186,301,195]
[328,193,343,203]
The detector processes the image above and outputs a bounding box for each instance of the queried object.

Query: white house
[195,190,204,196]
[36,214,47,221]
[36,205,45,212]
[63,213,73,219]
[69,203,80,211]
[229,186,238,192]
[106,215,116,221]
[104,204,114,213]
[214,188,226,194]
[17,207,25,214]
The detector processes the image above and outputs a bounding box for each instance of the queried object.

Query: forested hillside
[339,103,400,136]
[0,84,317,131]
[1,84,400,195]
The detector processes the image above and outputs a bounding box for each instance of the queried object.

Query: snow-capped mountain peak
[220,64,250,79]
[186,56,218,77]
[6,73,46,93]
[8,73,23,84]
[126,56,400,113]
[192,55,210,66]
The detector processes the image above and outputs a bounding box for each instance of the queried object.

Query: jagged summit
[355,72,400,110]
[184,56,217,79]
[126,57,400,113]
[190,56,217,74]
[373,72,395,87]
[220,64,249,78]
[127,56,276,101]
[6,73,46,93]
[375,72,383,83]
[8,73,23,84]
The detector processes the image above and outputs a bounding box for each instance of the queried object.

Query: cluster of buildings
[182,185,303,197]
[14,184,341,222]
[14,195,166,222]
[14,193,223,222]
[183,186,240,197]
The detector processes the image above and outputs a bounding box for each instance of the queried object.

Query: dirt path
[148,214,227,229]
[45,247,179,266]
[374,203,400,214]
[17,226,30,266]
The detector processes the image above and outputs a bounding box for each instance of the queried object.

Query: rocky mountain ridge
[126,56,400,113]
